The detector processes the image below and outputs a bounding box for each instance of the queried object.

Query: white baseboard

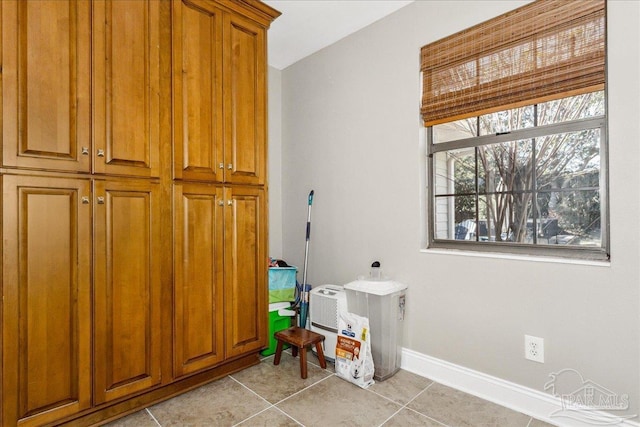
[401,348,639,427]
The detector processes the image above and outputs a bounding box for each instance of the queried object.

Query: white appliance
[309,284,348,361]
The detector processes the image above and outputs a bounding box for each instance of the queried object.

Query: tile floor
[105,351,556,427]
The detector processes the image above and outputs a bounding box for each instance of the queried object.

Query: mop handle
[302,190,314,288]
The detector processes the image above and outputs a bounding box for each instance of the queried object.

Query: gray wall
[270,0,640,416]
[268,66,283,258]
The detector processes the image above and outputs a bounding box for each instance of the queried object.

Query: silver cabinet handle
[97,149,105,157]
[227,163,233,170]
[219,163,224,169]
[81,147,89,155]
[218,200,224,206]
[227,200,233,206]
[81,196,90,204]
[97,196,105,204]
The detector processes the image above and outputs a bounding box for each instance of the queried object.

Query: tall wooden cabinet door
[224,186,267,357]
[92,0,161,178]
[223,13,267,185]
[173,183,225,376]
[1,0,91,173]
[172,0,224,182]
[93,179,162,404]
[2,175,91,426]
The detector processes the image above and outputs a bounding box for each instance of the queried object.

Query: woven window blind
[420,0,605,126]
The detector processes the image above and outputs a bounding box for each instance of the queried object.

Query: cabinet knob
[218,200,224,206]
[219,163,224,169]
[81,196,90,204]
[227,163,233,170]
[97,149,105,157]
[227,200,233,206]
[81,147,89,155]
[97,196,105,204]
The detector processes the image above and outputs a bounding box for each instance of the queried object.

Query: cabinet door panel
[224,187,267,356]
[1,0,91,172]
[173,183,225,376]
[173,0,224,182]
[94,180,162,404]
[93,0,160,177]
[2,175,91,426]
[223,14,266,185]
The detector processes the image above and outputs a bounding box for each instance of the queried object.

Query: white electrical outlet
[524,335,545,363]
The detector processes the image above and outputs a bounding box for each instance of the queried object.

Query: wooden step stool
[273,326,327,379]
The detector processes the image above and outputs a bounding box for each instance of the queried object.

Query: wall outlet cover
[525,335,544,363]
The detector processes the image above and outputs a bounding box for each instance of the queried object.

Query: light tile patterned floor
[104,351,556,427]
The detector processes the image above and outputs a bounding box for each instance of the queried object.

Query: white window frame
[426,104,609,261]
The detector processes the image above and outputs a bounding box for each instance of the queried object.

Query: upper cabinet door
[173,0,224,182]
[92,0,161,178]
[223,13,267,185]
[1,0,91,173]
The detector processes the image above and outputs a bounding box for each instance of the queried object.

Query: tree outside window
[430,91,607,259]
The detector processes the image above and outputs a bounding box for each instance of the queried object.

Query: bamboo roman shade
[420,0,605,126]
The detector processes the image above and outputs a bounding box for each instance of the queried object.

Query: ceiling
[264,0,414,70]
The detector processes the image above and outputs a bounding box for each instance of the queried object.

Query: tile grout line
[401,406,451,427]
[264,374,338,427]
[227,375,278,427]
[368,378,434,408]
[145,408,162,427]
[272,373,337,406]
[407,381,454,427]
[227,371,333,427]
[270,405,306,427]
[373,379,450,427]
[228,374,275,407]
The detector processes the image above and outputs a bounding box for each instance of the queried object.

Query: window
[421,0,608,260]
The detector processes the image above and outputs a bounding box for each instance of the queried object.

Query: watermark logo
[544,369,637,425]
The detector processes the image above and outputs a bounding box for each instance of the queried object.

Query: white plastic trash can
[344,278,407,381]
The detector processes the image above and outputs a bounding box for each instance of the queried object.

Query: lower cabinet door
[93,179,162,404]
[173,183,225,376]
[224,186,267,357]
[2,175,92,426]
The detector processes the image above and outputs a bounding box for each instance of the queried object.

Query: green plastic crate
[261,302,293,356]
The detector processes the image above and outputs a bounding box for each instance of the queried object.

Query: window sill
[420,248,611,267]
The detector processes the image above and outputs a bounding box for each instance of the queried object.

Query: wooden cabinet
[224,186,268,356]
[2,175,92,426]
[172,1,224,182]
[1,0,91,173]
[173,0,267,185]
[173,183,226,376]
[1,0,161,178]
[223,13,267,186]
[172,0,271,379]
[1,176,163,423]
[92,0,161,178]
[173,184,267,375]
[93,179,163,404]
[1,0,278,424]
